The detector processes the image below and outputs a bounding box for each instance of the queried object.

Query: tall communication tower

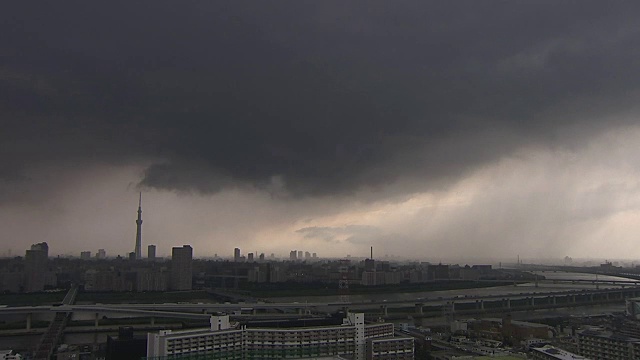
[134,193,143,260]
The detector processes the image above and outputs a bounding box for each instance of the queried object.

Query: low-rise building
[467,315,553,343]
[366,336,414,360]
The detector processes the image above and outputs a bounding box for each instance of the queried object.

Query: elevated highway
[476,278,640,286]
[2,285,639,330]
[517,265,640,281]
[32,285,78,360]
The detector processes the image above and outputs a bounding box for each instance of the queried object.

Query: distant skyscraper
[97,249,106,259]
[305,251,311,259]
[24,242,49,292]
[171,245,193,291]
[134,193,143,260]
[289,250,297,261]
[297,250,303,259]
[234,248,241,262]
[81,251,91,260]
[148,245,156,260]
[247,253,254,262]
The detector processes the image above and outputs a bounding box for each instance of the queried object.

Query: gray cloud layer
[2,1,640,200]
[296,225,379,243]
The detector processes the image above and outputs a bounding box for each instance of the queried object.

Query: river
[270,271,634,303]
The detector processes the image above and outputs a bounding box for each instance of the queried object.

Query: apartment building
[577,329,640,360]
[366,337,414,360]
[147,313,412,360]
[244,325,357,359]
[147,320,243,360]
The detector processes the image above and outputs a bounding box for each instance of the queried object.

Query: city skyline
[3,2,640,260]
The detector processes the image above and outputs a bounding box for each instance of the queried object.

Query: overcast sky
[2,1,640,262]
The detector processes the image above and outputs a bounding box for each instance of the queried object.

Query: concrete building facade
[147,245,156,260]
[170,245,193,291]
[366,337,414,360]
[24,242,49,292]
[147,313,412,360]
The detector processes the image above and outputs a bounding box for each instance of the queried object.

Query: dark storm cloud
[3,1,640,198]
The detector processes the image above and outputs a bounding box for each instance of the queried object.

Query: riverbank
[241,280,516,298]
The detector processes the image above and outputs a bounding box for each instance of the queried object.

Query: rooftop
[578,329,640,343]
[531,345,587,360]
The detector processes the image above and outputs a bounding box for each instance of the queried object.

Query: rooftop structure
[0,350,23,360]
[577,329,640,359]
[530,345,586,360]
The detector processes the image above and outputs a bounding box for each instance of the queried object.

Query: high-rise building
[233,248,241,262]
[289,250,297,261]
[134,193,143,260]
[147,245,156,260]
[97,249,106,259]
[247,253,254,262]
[171,245,193,291]
[305,251,311,259]
[297,250,303,259]
[24,242,49,292]
[81,251,92,260]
